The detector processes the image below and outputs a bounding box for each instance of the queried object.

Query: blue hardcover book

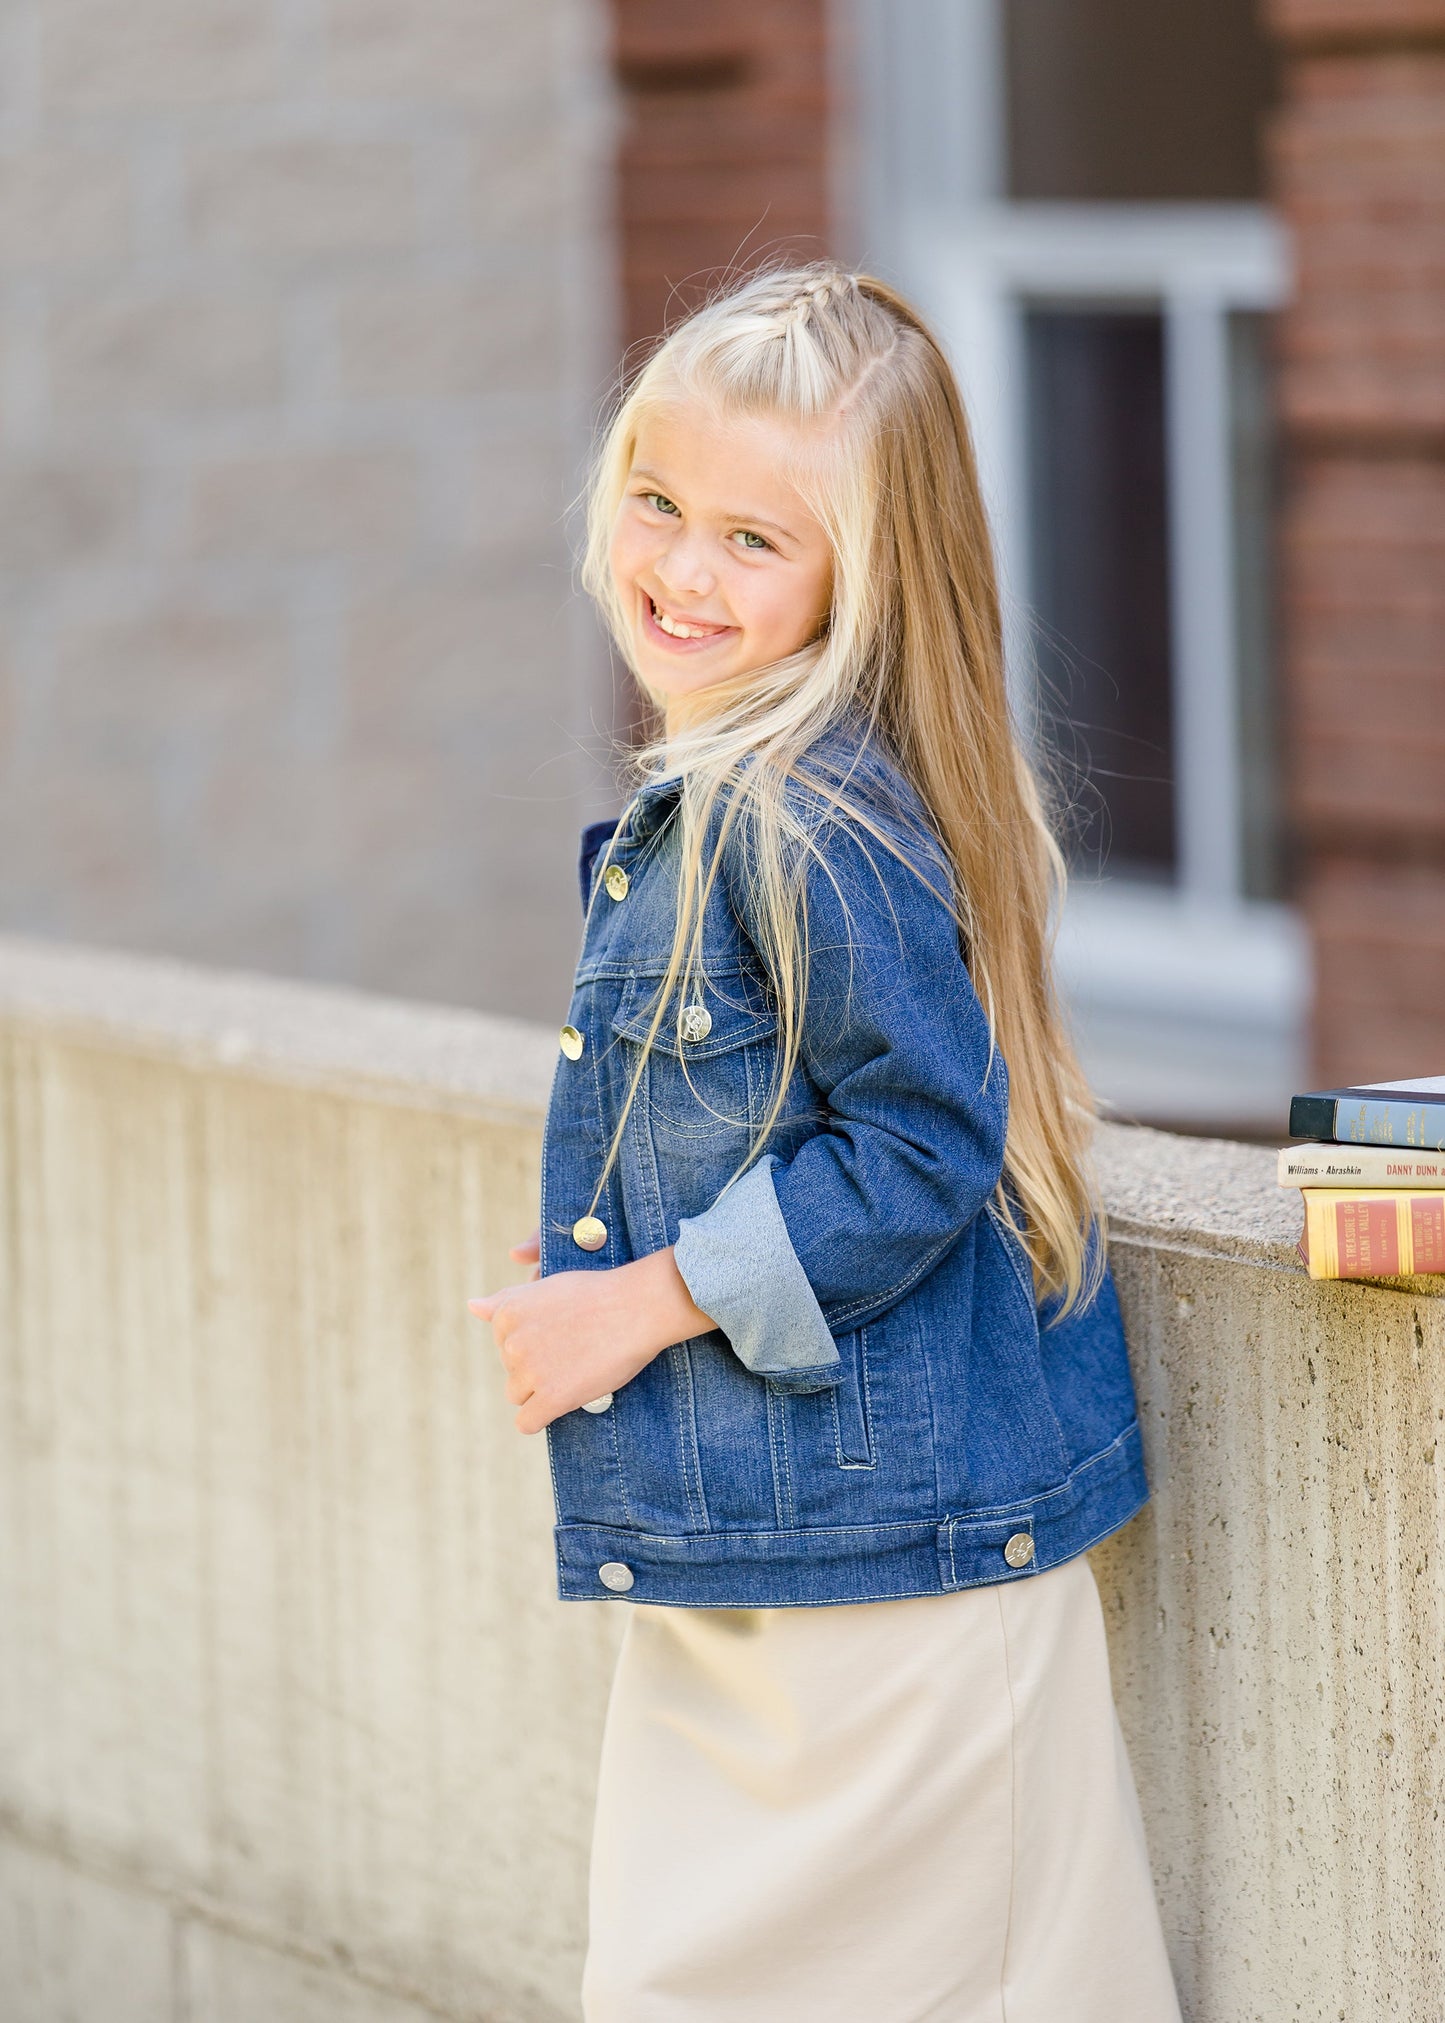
[1289,1075,1445,1151]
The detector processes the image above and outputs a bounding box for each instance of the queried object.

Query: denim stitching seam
[824,1226,961,1329]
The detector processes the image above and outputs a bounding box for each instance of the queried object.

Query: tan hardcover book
[1279,1146,1445,1188]
[1298,1187,1445,1280]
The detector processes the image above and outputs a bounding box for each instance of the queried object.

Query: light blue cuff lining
[673,1154,842,1384]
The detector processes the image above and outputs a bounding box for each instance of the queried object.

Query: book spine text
[1300,1189,1445,1279]
[1278,1148,1445,1187]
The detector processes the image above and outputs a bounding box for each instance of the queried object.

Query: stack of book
[1280,1075,1445,1281]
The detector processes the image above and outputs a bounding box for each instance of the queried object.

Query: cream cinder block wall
[0,0,617,1023]
[1,932,1444,2023]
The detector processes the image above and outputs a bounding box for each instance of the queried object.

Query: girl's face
[609,398,834,721]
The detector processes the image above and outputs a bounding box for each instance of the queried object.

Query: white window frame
[844,0,1310,1128]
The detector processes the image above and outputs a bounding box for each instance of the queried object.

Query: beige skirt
[582,1552,1181,2023]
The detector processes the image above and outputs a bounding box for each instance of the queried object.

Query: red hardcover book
[1299,1188,1445,1280]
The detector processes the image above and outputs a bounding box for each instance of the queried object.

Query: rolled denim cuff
[673,1154,842,1389]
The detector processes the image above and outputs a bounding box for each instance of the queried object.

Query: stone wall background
[0,0,617,1025]
[609,0,832,354]
[1267,0,1445,1082]
[5,0,1445,1082]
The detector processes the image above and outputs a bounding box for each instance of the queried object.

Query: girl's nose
[654,532,717,600]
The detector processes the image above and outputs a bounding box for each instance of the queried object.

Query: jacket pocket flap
[610,971,777,1058]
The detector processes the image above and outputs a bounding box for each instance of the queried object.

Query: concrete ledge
[0,929,557,1124]
[1098,1116,1301,1261]
[8,927,1425,1281]
[2,930,1444,2022]
[1097,1115,1445,1294]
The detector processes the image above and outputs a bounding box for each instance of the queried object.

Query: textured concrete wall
[1090,1126,1445,2021]
[0,0,616,1026]
[1,931,1443,2021]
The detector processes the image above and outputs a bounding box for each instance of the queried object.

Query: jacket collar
[619,767,684,843]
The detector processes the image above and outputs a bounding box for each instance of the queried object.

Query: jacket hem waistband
[554,1420,1148,1607]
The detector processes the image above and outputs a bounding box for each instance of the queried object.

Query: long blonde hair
[580,263,1106,1319]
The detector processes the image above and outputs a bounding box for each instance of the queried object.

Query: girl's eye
[735,529,772,552]
[643,492,680,517]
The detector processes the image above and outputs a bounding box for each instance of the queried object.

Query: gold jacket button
[603,864,630,901]
[559,1023,585,1059]
[1003,1532,1035,1569]
[679,1003,713,1043]
[572,1215,607,1251]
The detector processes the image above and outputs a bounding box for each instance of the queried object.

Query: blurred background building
[0,0,1440,1133]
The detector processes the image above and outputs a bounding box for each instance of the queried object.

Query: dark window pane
[1005,0,1279,202]
[1026,307,1175,880]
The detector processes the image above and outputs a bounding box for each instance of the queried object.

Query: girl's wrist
[620,1245,717,1357]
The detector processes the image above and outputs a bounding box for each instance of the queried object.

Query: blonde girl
[471,265,1181,2021]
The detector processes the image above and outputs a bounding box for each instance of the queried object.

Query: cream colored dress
[581,1551,1181,2023]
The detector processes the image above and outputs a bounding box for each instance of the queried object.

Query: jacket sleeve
[671,784,1009,1387]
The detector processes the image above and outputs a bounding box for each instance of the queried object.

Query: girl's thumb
[468,1295,497,1319]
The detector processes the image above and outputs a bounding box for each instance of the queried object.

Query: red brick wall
[1265,4,1445,1082]
[610,0,833,357]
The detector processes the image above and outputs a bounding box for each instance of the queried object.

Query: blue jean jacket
[541,738,1148,1606]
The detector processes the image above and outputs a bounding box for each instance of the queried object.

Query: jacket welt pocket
[831,1327,875,1468]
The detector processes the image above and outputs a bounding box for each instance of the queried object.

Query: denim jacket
[541,733,1148,1607]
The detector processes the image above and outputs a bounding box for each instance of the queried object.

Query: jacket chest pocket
[610,968,780,1142]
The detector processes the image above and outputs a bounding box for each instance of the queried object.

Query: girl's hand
[508,1225,541,1281]
[468,1245,715,1435]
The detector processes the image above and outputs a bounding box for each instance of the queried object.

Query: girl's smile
[609,399,834,720]
[641,591,737,652]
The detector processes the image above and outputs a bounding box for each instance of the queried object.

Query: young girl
[470,266,1182,2022]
